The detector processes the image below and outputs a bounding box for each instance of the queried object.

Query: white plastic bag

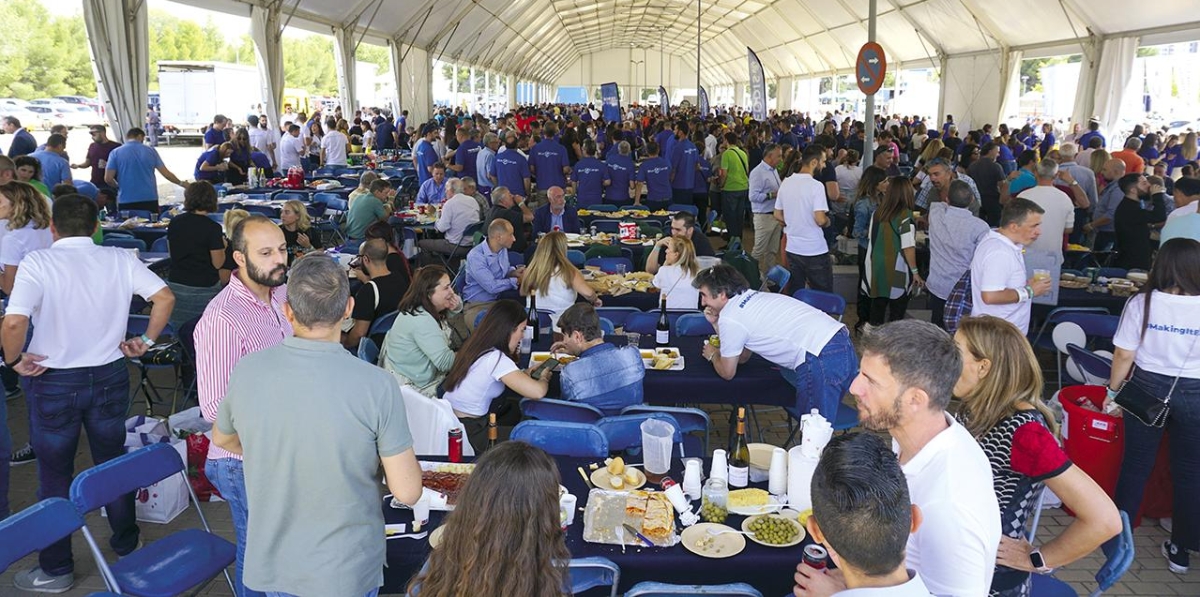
[104,416,190,524]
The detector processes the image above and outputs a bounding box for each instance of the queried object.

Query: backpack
[943,270,973,334]
[720,238,762,289]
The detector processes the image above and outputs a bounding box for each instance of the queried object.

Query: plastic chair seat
[106,529,235,597]
[675,313,715,336]
[1029,575,1080,597]
[625,581,763,596]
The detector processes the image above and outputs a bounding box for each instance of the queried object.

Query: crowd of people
[0,99,1198,597]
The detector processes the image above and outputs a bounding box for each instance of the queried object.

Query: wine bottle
[529,293,540,343]
[521,295,534,355]
[487,413,498,450]
[656,295,670,347]
[728,407,750,488]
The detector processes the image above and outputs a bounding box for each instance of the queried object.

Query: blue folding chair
[792,288,846,321]
[625,582,763,596]
[323,195,349,215]
[271,191,310,202]
[1030,308,1117,351]
[0,497,85,573]
[596,306,640,327]
[567,249,586,267]
[667,203,699,216]
[1097,267,1127,279]
[585,257,634,274]
[474,308,490,328]
[103,237,147,251]
[599,317,616,335]
[507,249,525,266]
[588,204,619,213]
[590,219,622,233]
[70,443,236,596]
[369,311,400,337]
[1066,344,1113,384]
[1031,511,1133,596]
[150,237,169,253]
[313,166,337,177]
[624,310,696,335]
[567,557,620,597]
[118,209,153,220]
[510,420,609,458]
[596,413,685,456]
[243,204,279,217]
[675,313,715,336]
[763,265,790,292]
[451,268,467,295]
[520,397,604,424]
[358,337,379,364]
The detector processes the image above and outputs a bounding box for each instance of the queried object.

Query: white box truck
[158,61,262,139]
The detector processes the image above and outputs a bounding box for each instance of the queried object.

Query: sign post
[857,0,884,165]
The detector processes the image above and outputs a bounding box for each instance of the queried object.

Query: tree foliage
[0,0,95,99]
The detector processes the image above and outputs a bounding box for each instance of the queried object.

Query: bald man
[1083,158,1130,251]
[462,218,525,329]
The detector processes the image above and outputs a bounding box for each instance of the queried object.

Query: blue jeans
[207,457,265,597]
[25,359,139,575]
[0,389,10,521]
[266,590,378,597]
[780,328,858,420]
[1113,368,1200,552]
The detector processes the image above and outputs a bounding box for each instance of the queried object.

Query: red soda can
[448,428,463,463]
[803,545,829,570]
[660,477,676,491]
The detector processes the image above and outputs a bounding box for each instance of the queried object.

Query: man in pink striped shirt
[195,215,290,597]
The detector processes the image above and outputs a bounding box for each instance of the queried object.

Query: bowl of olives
[741,514,805,547]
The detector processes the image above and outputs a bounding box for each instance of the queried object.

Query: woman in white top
[0,181,53,295]
[834,150,863,208]
[652,236,701,310]
[1105,238,1200,573]
[519,231,602,330]
[442,300,552,452]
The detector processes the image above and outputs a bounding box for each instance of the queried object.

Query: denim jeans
[780,328,858,420]
[25,359,139,575]
[207,457,265,597]
[0,391,10,521]
[1113,368,1200,552]
[785,252,833,294]
[266,590,378,597]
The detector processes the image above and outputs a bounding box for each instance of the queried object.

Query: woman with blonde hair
[953,315,1120,596]
[652,236,701,309]
[1089,149,1111,184]
[916,137,944,169]
[280,199,322,263]
[0,181,52,295]
[520,231,601,330]
[406,441,569,597]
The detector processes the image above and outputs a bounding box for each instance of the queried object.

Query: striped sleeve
[195,312,244,424]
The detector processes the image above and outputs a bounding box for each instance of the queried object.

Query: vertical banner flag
[699,86,710,116]
[658,86,670,116]
[600,82,621,122]
[747,47,767,120]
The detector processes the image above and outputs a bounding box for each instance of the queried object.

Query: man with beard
[809,319,998,597]
[195,215,292,597]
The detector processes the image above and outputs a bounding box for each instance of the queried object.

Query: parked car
[61,105,104,127]
[24,105,69,130]
[0,107,45,131]
[0,98,30,111]
[27,101,91,128]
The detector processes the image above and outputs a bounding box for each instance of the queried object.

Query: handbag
[1115,334,1199,428]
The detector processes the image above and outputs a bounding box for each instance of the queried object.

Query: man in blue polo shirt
[450,128,480,181]
[30,134,72,189]
[635,141,672,208]
[654,122,675,167]
[203,115,228,150]
[570,140,609,208]
[104,128,186,214]
[412,124,440,185]
[670,123,699,205]
[194,143,234,182]
[1077,118,1105,150]
[374,117,397,152]
[495,138,531,197]
[606,141,635,205]
[530,124,570,203]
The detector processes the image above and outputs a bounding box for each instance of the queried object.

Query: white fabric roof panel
[169,0,1199,84]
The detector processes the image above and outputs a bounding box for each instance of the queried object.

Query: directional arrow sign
[856,42,886,96]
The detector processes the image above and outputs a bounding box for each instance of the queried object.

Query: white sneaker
[1160,517,1173,533]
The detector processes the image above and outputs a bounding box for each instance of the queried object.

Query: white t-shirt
[777,173,830,256]
[1114,291,1200,378]
[248,127,273,156]
[1167,200,1198,220]
[0,222,53,270]
[717,291,843,369]
[970,231,1032,333]
[537,270,578,330]
[1018,185,1074,255]
[442,349,518,417]
[321,130,349,166]
[897,415,1000,597]
[834,164,862,205]
[279,134,305,171]
[652,264,700,310]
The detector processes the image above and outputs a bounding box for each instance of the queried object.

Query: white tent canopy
[83,0,1200,129]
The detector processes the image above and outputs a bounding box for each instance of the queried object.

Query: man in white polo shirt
[696,264,856,422]
[802,320,998,597]
[970,198,1053,334]
[2,194,175,593]
[776,147,833,292]
[1016,159,1087,258]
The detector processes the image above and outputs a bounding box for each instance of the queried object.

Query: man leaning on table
[801,320,999,597]
[794,433,932,597]
[695,264,856,420]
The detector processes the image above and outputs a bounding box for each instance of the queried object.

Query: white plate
[681,523,746,558]
[590,466,646,491]
[741,514,806,548]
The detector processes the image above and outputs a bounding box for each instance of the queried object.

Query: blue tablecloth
[381,455,807,595]
[102,223,168,245]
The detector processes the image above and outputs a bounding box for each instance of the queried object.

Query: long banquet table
[381,454,810,595]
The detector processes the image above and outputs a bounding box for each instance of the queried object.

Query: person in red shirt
[1112,137,1146,175]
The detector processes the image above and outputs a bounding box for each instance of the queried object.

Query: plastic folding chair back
[585,257,634,274]
[675,313,715,336]
[625,582,764,596]
[764,265,790,292]
[474,308,490,328]
[1029,307,1111,350]
[70,443,235,597]
[1031,510,1133,597]
[590,219,622,233]
[520,397,604,424]
[272,191,309,202]
[451,268,467,295]
[792,288,846,320]
[358,337,380,364]
[596,307,640,327]
[621,405,711,454]
[624,311,696,335]
[567,557,620,597]
[369,311,400,337]
[667,204,699,216]
[243,204,278,217]
[507,249,525,266]
[596,413,683,454]
[599,317,616,335]
[510,420,610,458]
[122,209,154,220]
[1066,344,1114,383]
[150,237,169,253]
[323,195,349,214]
[567,249,587,267]
[0,497,84,572]
[589,204,619,212]
[103,237,147,251]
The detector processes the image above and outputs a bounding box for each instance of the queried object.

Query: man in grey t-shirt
[214,256,423,597]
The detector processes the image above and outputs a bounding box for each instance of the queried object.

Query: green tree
[283,36,337,94]
[147,10,228,88]
[0,0,95,98]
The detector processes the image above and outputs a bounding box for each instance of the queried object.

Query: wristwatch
[1029,549,1054,574]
